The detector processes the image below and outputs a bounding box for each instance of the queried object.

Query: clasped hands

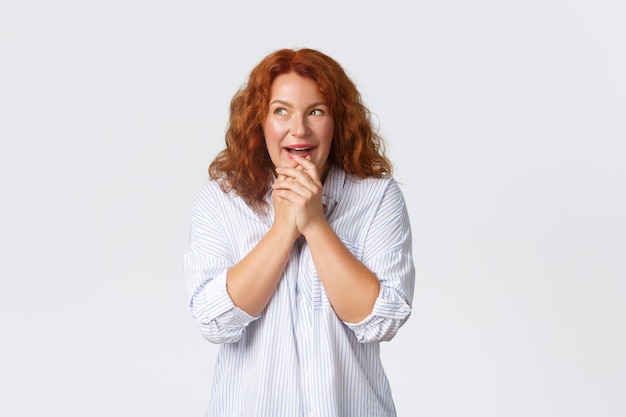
[271,155,326,239]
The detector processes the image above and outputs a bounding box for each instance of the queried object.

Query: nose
[290,114,309,137]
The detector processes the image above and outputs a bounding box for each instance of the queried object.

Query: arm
[226,183,300,316]
[273,157,415,341]
[302,221,381,323]
[272,156,383,323]
[184,182,299,343]
[344,182,415,342]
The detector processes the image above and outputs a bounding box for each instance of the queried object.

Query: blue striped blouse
[184,164,415,417]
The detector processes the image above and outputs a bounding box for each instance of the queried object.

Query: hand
[271,172,300,241]
[272,155,326,235]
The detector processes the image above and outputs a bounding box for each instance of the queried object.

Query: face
[262,72,334,176]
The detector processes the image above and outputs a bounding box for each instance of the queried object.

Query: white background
[1,1,625,416]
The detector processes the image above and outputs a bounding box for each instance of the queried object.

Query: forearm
[304,222,380,323]
[227,224,298,316]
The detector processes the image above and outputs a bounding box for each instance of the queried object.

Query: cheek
[261,124,275,148]
[262,125,283,166]
[262,121,286,145]
[322,123,334,147]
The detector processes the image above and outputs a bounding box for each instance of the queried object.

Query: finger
[291,154,317,173]
[276,164,315,180]
[274,168,317,193]
[272,177,309,195]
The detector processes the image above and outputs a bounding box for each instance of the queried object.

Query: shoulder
[192,179,267,221]
[344,173,404,201]
[191,179,236,213]
[194,179,225,203]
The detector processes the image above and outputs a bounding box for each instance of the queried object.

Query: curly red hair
[209,48,392,214]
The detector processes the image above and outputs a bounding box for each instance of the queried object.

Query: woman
[184,48,415,417]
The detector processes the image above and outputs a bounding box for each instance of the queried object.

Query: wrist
[270,221,300,244]
[300,217,330,241]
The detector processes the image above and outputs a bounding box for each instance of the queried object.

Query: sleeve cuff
[345,295,411,325]
[195,271,258,327]
[344,287,412,341]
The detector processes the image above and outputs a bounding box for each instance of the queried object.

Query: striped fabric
[184,164,415,417]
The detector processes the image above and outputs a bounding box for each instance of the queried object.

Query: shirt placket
[295,262,315,416]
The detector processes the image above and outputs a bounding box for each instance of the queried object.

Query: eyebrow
[269,99,328,108]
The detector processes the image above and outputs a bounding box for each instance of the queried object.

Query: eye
[273,107,288,115]
[310,109,325,116]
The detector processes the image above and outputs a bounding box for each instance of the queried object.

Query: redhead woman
[184,48,415,417]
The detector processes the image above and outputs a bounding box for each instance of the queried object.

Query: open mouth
[285,146,314,157]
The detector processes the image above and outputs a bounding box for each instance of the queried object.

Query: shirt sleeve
[183,185,258,344]
[344,180,415,343]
